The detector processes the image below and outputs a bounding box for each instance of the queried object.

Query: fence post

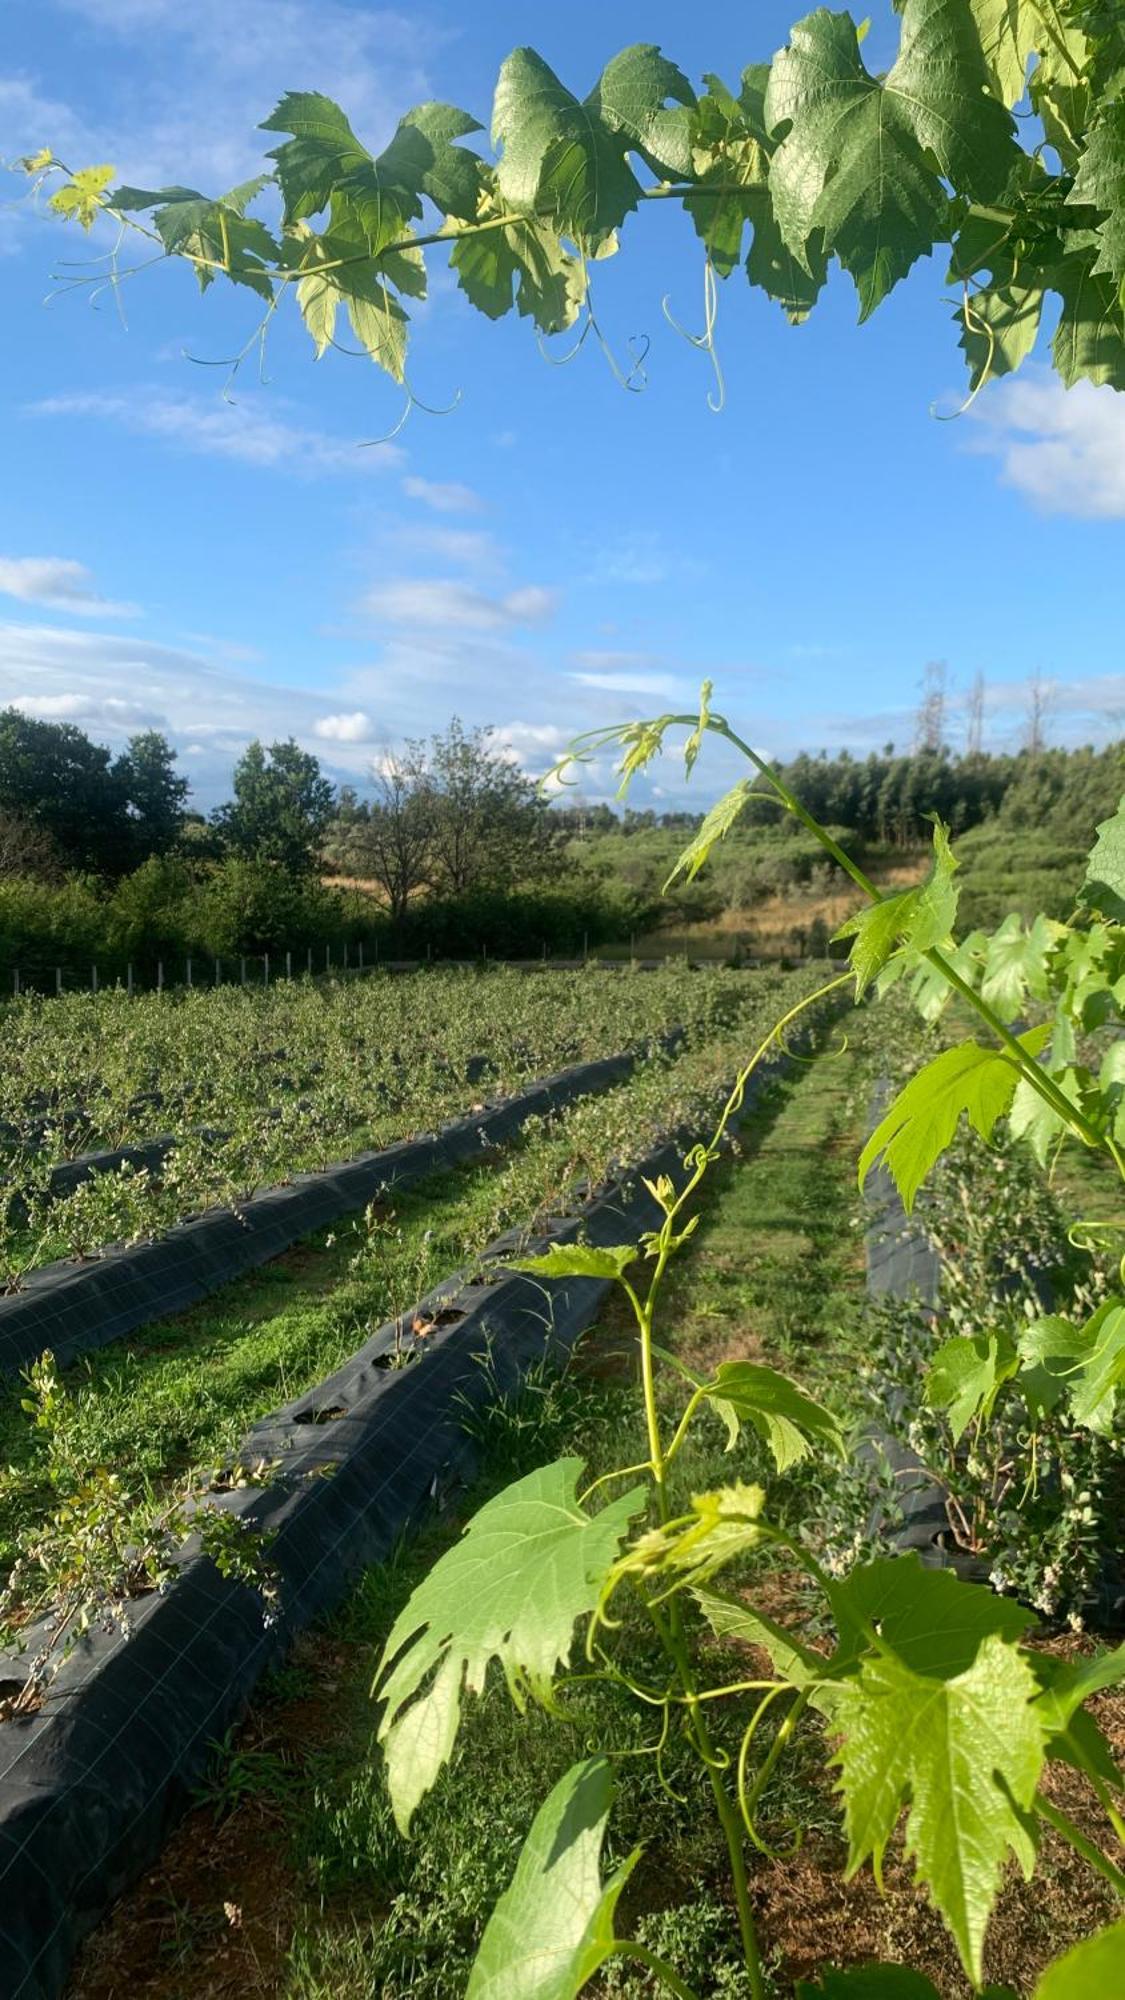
[630,933,636,963]
[264,952,270,988]
[583,931,589,964]
[375,935,380,965]
[186,956,192,990]
[55,967,62,997]
[127,962,134,998]
[157,959,164,993]
[343,940,349,972]
[240,956,246,987]
[325,943,330,972]
[286,949,292,981]
[306,945,312,976]
[358,940,364,971]
[215,957,221,986]
[91,963,98,995]
[12,969,19,998]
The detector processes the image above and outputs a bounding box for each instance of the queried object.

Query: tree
[213,738,335,875]
[113,730,190,862]
[23,8,1125,399]
[0,808,63,883]
[0,708,130,874]
[424,719,559,898]
[339,758,434,922]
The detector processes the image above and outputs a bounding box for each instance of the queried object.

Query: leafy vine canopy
[18,0,1125,397]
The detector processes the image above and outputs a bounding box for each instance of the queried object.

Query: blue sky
[1,0,1122,811]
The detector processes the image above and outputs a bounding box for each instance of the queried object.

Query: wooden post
[91,963,98,995]
[358,940,363,971]
[286,949,292,981]
[215,957,221,985]
[325,943,330,972]
[240,957,247,987]
[127,962,134,998]
[306,945,313,976]
[55,967,62,997]
[12,969,19,998]
[157,959,164,992]
[263,952,270,988]
[343,940,349,972]
[186,956,192,989]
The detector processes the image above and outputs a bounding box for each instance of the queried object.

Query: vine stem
[1036,1792,1125,1896]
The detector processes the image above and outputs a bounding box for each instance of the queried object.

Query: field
[0,930,1119,1999]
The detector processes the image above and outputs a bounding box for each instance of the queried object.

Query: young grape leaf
[858,1025,1051,1212]
[956,280,1044,390]
[506,1243,640,1282]
[832,1633,1045,1984]
[901,931,987,1023]
[835,820,958,997]
[1018,1299,1125,1432]
[663,779,756,890]
[979,912,1065,1022]
[926,1330,1018,1444]
[1033,1922,1125,1999]
[492,48,641,249]
[693,1585,825,1692]
[607,1482,766,1597]
[466,1757,639,2000]
[704,1360,845,1471]
[968,0,1058,107]
[765,0,1015,318]
[374,1459,644,1832]
[1079,794,1125,923]
[48,164,117,230]
[1009,1062,1095,1167]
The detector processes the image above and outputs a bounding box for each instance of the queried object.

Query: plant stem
[1036,1792,1125,1895]
[613,1942,703,1999]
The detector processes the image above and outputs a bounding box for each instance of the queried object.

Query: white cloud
[314,710,377,742]
[402,475,483,513]
[389,523,502,570]
[360,578,557,632]
[14,691,163,727]
[44,0,439,190]
[571,669,687,699]
[30,390,404,475]
[0,555,139,618]
[970,374,1125,518]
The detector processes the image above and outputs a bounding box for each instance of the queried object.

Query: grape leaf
[704,1359,845,1470]
[1018,1298,1125,1432]
[835,820,958,997]
[492,48,641,248]
[589,44,697,181]
[374,1459,644,1832]
[833,1634,1044,1984]
[968,0,1056,107]
[1009,1061,1095,1167]
[450,199,587,333]
[857,1025,1050,1212]
[111,178,278,295]
[664,779,756,889]
[979,912,1064,1020]
[1079,793,1125,922]
[1051,253,1125,390]
[827,1554,1034,1679]
[1031,1643,1125,1788]
[956,279,1044,389]
[765,0,1015,318]
[506,1243,640,1282]
[685,68,828,316]
[1069,101,1125,288]
[926,1330,1018,1444]
[262,92,482,236]
[466,1757,638,2000]
[1033,1922,1125,1999]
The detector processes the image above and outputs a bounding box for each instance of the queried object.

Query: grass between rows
[68,1021,890,2000]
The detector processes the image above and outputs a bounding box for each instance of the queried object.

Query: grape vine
[17,0,1125,404]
